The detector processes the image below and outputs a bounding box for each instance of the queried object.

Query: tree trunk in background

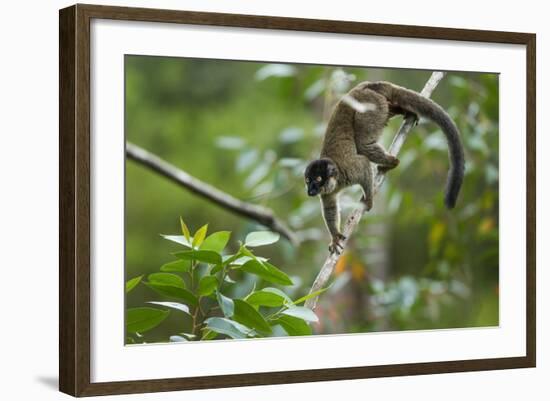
[364,191,391,332]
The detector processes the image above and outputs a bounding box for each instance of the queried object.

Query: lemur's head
[304,158,338,196]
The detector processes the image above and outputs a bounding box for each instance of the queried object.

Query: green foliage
[192,224,208,248]
[273,315,312,336]
[240,259,293,286]
[125,218,320,343]
[126,307,169,334]
[246,287,291,307]
[197,276,218,296]
[147,301,190,314]
[125,275,142,293]
[173,250,222,265]
[144,271,198,307]
[244,231,280,247]
[204,317,252,339]
[216,291,234,317]
[201,231,231,253]
[160,259,189,272]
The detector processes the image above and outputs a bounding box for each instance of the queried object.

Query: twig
[305,72,447,309]
[126,142,298,245]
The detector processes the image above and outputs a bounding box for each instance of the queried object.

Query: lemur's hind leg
[348,155,374,210]
[362,142,399,173]
[388,103,419,124]
[350,88,398,182]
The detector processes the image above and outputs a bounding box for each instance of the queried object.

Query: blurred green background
[125,55,499,341]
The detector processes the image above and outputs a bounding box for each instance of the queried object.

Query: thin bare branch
[126,142,298,245]
[305,72,447,310]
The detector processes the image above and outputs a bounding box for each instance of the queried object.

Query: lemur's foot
[360,195,373,211]
[406,111,419,126]
[328,233,346,254]
[377,156,400,173]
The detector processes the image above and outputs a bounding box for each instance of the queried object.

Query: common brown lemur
[304,81,465,253]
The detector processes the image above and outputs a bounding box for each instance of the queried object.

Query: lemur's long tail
[366,81,465,209]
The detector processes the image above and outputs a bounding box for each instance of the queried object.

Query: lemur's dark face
[304,159,338,196]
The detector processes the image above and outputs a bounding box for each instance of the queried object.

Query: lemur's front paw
[328,233,346,254]
[360,196,373,211]
[377,157,400,173]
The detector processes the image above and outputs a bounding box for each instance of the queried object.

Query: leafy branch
[126,219,322,342]
[126,142,298,245]
[305,71,447,310]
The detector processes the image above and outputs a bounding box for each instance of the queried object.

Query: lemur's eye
[316,176,322,182]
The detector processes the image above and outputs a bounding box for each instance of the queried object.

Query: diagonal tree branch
[126,142,298,245]
[305,72,447,310]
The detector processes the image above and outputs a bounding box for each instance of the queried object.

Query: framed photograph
[59,4,536,397]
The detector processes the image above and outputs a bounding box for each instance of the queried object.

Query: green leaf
[175,333,196,341]
[160,259,190,272]
[180,217,191,242]
[246,287,291,307]
[210,264,223,274]
[201,329,219,340]
[126,307,169,333]
[292,287,330,305]
[146,301,190,314]
[282,306,318,322]
[269,324,289,337]
[174,250,222,265]
[224,255,268,267]
[169,335,188,342]
[192,224,208,248]
[233,299,272,334]
[148,273,185,289]
[222,253,240,264]
[263,287,293,303]
[241,259,293,286]
[198,276,218,296]
[200,231,231,253]
[244,231,280,247]
[263,263,293,285]
[161,234,193,248]
[204,317,253,339]
[225,255,252,266]
[239,247,256,259]
[125,275,143,293]
[217,291,234,318]
[237,247,270,266]
[144,282,198,306]
[274,315,312,336]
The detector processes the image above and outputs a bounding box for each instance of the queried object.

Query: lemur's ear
[326,161,337,177]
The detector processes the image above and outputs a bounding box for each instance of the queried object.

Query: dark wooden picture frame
[59,3,536,397]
